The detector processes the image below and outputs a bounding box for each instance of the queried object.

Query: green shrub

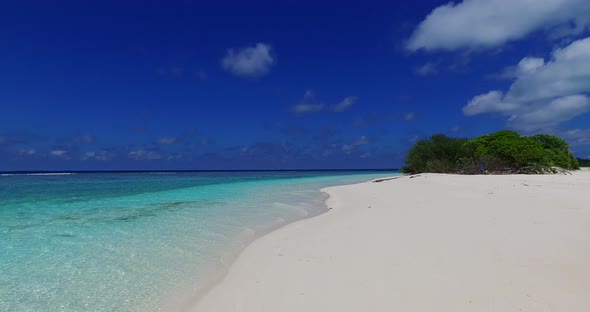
[402,130,579,174]
[578,158,590,167]
[400,134,467,173]
[531,134,579,169]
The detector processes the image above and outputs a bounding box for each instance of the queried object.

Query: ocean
[0,170,395,311]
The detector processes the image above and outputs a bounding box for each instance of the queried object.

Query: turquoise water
[0,171,395,311]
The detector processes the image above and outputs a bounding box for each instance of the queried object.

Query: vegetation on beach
[578,158,590,167]
[400,130,580,174]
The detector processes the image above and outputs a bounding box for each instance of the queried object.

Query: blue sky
[2,0,590,170]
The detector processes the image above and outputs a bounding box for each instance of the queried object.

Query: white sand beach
[190,170,590,312]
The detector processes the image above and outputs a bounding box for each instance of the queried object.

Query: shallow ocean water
[0,171,395,311]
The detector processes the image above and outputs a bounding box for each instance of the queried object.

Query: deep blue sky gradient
[1,1,589,170]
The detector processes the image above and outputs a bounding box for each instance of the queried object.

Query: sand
[189,170,590,312]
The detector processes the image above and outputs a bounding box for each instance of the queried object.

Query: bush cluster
[400,130,580,174]
[578,158,590,167]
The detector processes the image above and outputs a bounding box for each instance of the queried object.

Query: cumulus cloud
[507,95,590,130]
[330,96,358,112]
[463,37,590,131]
[492,57,546,79]
[464,91,590,131]
[463,90,520,115]
[507,38,590,102]
[407,0,590,52]
[221,43,274,77]
[517,57,546,75]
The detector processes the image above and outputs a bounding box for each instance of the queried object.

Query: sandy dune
[190,171,590,312]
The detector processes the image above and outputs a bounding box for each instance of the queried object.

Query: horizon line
[0,168,399,174]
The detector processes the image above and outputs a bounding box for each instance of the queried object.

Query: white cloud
[463,37,590,131]
[82,150,115,161]
[494,57,546,80]
[565,128,590,139]
[507,95,590,130]
[50,149,69,159]
[464,91,590,132]
[407,134,422,145]
[82,151,95,160]
[563,128,590,146]
[507,37,590,102]
[517,57,545,75]
[157,137,177,145]
[292,90,324,114]
[221,43,274,77]
[414,62,438,76]
[292,91,358,114]
[450,125,462,133]
[342,136,369,154]
[50,150,67,156]
[128,150,163,160]
[407,0,590,52]
[360,152,372,159]
[463,90,519,115]
[17,149,36,156]
[292,103,324,114]
[330,96,358,112]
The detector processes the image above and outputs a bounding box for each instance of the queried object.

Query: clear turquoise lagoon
[0,171,395,311]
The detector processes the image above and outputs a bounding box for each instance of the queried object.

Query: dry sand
[190,170,590,312]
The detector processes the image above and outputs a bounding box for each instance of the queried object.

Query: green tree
[531,134,579,169]
[401,134,467,173]
[402,130,580,174]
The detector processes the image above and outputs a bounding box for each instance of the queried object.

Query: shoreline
[171,175,391,311]
[189,171,590,311]
[170,191,335,311]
